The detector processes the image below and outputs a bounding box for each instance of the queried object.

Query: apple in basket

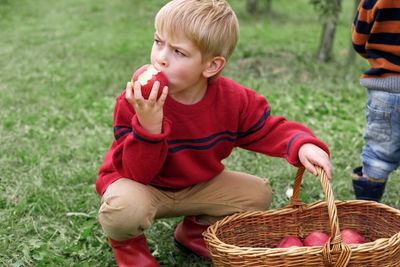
[340,229,366,244]
[131,64,168,99]
[304,231,330,246]
[276,236,303,248]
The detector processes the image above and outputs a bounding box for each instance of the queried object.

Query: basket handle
[290,166,352,267]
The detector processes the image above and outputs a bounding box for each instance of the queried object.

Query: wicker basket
[203,166,400,266]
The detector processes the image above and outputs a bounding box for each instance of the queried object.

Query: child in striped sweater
[351,0,400,202]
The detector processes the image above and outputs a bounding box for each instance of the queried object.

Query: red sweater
[96,76,329,196]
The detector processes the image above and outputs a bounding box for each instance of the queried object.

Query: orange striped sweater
[352,0,400,80]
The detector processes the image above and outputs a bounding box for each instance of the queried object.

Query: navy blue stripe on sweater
[168,136,236,153]
[376,8,400,22]
[369,33,400,45]
[286,133,311,157]
[354,18,371,35]
[352,43,366,54]
[114,125,163,144]
[365,67,400,76]
[362,0,378,10]
[167,130,237,145]
[367,49,400,65]
[132,130,163,144]
[114,126,131,132]
[167,106,271,153]
[113,106,271,151]
[239,107,271,137]
[114,126,132,140]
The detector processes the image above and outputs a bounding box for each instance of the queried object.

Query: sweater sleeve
[111,92,171,184]
[235,89,329,166]
[351,0,373,58]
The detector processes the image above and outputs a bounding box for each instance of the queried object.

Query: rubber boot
[108,234,159,267]
[352,166,387,202]
[174,216,211,259]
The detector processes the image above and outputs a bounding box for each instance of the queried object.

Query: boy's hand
[298,143,331,180]
[125,81,168,134]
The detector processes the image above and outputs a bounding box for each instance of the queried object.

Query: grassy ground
[1,0,399,266]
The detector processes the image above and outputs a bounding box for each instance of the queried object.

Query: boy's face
[150,30,209,97]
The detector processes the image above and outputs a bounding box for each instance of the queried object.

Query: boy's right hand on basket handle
[299,143,331,180]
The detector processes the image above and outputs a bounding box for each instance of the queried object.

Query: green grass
[1,0,399,266]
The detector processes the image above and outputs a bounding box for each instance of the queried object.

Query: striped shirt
[352,0,400,79]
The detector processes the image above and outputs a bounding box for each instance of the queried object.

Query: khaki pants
[98,170,273,241]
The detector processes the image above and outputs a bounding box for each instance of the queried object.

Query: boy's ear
[203,56,226,80]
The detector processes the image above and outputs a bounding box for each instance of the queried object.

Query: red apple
[340,229,366,244]
[304,231,330,246]
[131,64,168,99]
[276,236,303,248]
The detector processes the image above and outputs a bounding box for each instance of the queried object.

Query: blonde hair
[155,0,239,61]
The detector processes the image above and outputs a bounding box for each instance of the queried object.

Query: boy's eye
[154,39,162,45]
[175,50,185,56]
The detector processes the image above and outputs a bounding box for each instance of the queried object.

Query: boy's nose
[155,50,168,68]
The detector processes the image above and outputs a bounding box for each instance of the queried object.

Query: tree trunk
[247,0,272,14]
[266,0,272,13]
[317,17,336,61]
[247,0,258,14]
[316,0,342,62]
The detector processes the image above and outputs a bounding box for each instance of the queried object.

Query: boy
[351,0,400,202]
[96,0,331,266]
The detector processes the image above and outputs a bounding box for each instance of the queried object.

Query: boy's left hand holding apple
[299,143,331,180]
[125,81,169,134]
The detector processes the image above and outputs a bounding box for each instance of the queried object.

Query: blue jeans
[361,90,400,180]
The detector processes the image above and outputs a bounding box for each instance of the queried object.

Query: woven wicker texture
[203,166,400,266]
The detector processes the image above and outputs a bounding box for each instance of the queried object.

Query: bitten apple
[340,229,366,244]
[304,231,330,246]
[276,236,303,248]
[131,64,168,99]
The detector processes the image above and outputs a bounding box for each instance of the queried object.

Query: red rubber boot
[174,216,211,259]
[108,235,159,267]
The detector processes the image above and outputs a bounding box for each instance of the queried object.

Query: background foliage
[1,0,399,266]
